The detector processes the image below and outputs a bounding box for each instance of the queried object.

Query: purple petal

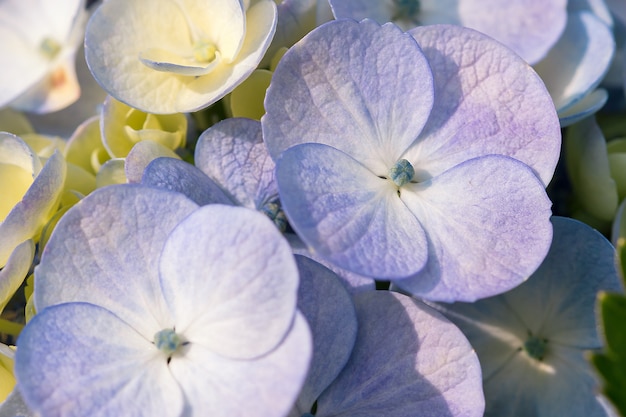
[316,291,484,417]
[141,157,234,206]
[195,118,277,209]
[34,185,199,337]
[276,143,427,279]
[293,255,358,412]
[168,312,312,417]
[159,204,300,359]
[263,18,434,172]
[396,155,553,302]
[406,24,561,187]
[15,302,184,417]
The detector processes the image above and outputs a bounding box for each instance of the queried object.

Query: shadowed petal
[315,291,484,417]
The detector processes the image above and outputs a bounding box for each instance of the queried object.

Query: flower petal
[263,18,434,173]
[159,204,299,359]
[406,24,561,186]
[15,302,184,417]
[534,11,615,115]
[168,312,312,417]
[195,118,277,209]
[316,291,484,417]
[0,240,34,313]
[276,143,428,279]
[141,157,234,206]
[396,155,553,302]
[292,256,357,413]
[34,185,199,337]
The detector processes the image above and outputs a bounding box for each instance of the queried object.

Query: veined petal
[195,118,277,209]
[406,24,561,187]
[263,19,434,172]
[15,303,184,417]
[168,312,312,417]
[124,140,180,183]
[34,185,199,338]
[396,155,553,302]
[276,143,427,279]
[316,291,484,417]
[159,205,299,359]
[141,157,234,206]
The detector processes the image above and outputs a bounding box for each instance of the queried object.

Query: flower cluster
[0,0,625,416]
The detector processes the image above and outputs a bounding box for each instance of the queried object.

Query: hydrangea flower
[0,0,87,113]
[15,185,311,416]
[85,0,278,113]
[428,217,624,416]
[0,133,66,268]
[262,19,561,302]
[291,255,485,416]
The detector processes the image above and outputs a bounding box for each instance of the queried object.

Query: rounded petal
[169,312,312,417]
[195,118,277,209]
[85,0,277,113]
[406,24,561,187]
[159,204,299,359]
[15,302,184,417]
[293,256,358,412]
[558,88,608,128]
[534,11,615,114]
[124,140,181,183]
[141,157,234,206]
[396,155,553,302]
[262,18,434,173]
[316,291,484,417]
[276,143,428,279]
[34,185,199,337]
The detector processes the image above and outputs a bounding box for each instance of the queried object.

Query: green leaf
[591,291,626,416]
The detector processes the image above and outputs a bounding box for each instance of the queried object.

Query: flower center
[523,335,548,361]
[193,40,217,63]
[261,201,288,233]
[39,37,61,60]
[388,159,415,187]
[154,328,183,356]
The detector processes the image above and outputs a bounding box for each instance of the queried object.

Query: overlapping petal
[15,303,184,417]
[34,185,199,337]
[276,143,427,279]
[291,256,357,413]
[405,24,561,186]
[169,313,311,417]
[195,118,277,209]
[141,157,233,206]
[534,11,615,126]
[396,156,553,302]
[430,217,622,417]
[315,291,484,417]
[159,204,299,359]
